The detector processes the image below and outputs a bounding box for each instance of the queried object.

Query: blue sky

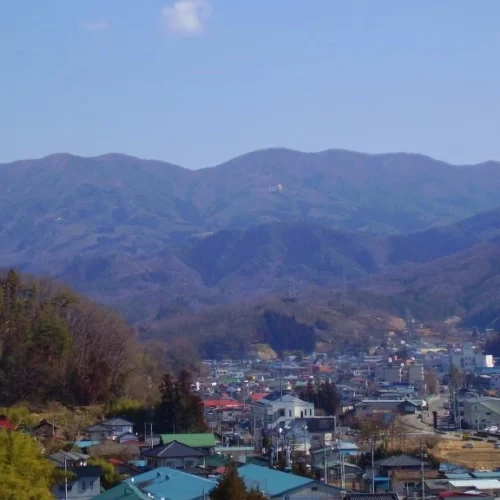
[1,1,500,168]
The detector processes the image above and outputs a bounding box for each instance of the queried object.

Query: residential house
[87,417,134,442]
[390,469,441,497]
[237,463,348,498]
[160,433,216,454]
[32,419,60,439]
[52,466,101,500]
[95,467,216,500]
[0,415,15,431]
[141,440,207,469]
[369,454,432,493]
[345,494,399,500]
[50,451,89,468]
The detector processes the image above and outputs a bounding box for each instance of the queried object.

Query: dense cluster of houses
[2,332,500,499]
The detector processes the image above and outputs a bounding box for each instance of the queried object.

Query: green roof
[160,433,216,448]
[94,483,148,499]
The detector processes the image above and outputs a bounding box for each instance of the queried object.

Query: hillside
[144,295,405,359]
[3,149,500,340]
[0,269,157,405]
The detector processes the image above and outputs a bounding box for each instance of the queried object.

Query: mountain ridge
[3,148,500,336]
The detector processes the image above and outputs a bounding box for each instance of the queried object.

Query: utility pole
[324,447,328,484]
[64,455,68,500]
[150,422,153,449]
[371,438,375,494]
[421,441,425,500]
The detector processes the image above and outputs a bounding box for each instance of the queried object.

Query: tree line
[0,269,151,406]
[298,379,340,416]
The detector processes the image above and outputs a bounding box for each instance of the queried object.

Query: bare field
[434,439,500,469]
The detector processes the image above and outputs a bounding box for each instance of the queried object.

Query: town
[2,322,500,500]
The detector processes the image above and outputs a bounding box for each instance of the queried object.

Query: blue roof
[445,473,473,480]
[74,440,100,448]
[237,464,314,496]
[127,467,216,500]
[471,472,500,479]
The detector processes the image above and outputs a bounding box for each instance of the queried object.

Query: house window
[289,410,292,417]
[279,409,285,417]
[90,480,94,490]
[309,409,312,416]
[300,411,304,418]
[185,460,194,467]
[486,412,492,416]
[405,483,415,489]
[81,480,86,490]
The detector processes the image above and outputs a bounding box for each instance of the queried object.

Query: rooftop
[160,433,216,449]
[237,464,313,496]
[142,440,206,459]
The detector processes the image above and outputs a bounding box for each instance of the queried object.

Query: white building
[451,343,494,374]
[251,393,315,430]
[462,397,500,430]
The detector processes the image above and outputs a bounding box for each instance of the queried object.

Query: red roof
[214,466,228,474]
[203,399,241,408]
[251,393,268,401]
[0,416,15,431]
[108,458,124,466]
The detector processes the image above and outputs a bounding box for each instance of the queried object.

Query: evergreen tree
[210,464,247,500]
[210,464,265,500]
[156,370,206,433]
[298,380,339,416]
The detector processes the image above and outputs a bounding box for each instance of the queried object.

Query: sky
[1,1,500,169]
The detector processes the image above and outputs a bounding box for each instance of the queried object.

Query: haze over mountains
[3,148,500,343]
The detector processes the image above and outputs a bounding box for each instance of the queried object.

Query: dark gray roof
[142,440,206,459]
[103,417,134,427]
[375,454,427,468]
[346,494,399,500]
[49,450,89,466]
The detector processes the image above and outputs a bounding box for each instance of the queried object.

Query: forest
[0,269,155,406]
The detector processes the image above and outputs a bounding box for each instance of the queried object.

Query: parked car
[494,443,500,449]
[462,442,474,449]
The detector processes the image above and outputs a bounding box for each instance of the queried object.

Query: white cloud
[79,20,108,32]
[162,0,211,36]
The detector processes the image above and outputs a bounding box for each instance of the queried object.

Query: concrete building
[375,364,402,384]
[408,363,425,386]
[451,343,494,375]
[251,392,315,430]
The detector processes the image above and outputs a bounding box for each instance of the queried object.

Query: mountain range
[3,148,500,350]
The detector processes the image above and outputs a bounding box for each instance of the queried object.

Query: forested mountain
[3,149,500,355]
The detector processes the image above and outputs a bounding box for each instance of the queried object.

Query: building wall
[462,399,500,429]
[408,364,424,385]
[288,482,345,498]
[251,400,315,429]
[53,476,100,500]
